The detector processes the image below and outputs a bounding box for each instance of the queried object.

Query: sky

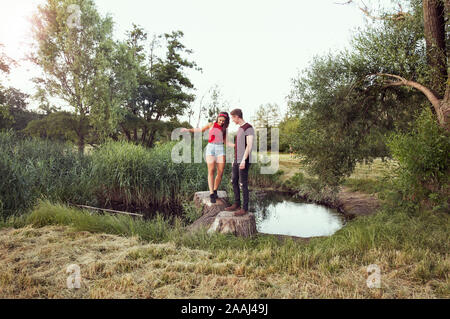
[0,0,391,127]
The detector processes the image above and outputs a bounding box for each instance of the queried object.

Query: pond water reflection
[250,191,345,238]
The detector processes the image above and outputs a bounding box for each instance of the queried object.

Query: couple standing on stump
[181,109,255,216]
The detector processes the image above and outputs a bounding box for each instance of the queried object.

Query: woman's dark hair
[215,111,230,139]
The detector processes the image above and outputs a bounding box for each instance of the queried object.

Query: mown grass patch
[1,198,448,298]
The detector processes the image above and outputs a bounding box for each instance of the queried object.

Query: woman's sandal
[210,193,216,203]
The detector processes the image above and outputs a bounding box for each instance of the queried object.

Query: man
[225,108,255,216]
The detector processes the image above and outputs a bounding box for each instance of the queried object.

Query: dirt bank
[337,186,382,219]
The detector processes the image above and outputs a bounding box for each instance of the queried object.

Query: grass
[90,140,212,210]
[342,178,390,195]
[0,130,95,219]
[350,158,399,180]
[22,200,181,243]
[274,152,399,198]
[0,198,448,298]
[0,131,223,219]
[0,136,447,298]
[272,152,397,178]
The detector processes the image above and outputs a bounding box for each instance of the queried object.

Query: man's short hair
[230,109,243,119]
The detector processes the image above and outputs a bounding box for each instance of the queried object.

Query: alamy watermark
[366,264,381,288]
[171,127,279,174]
[66,264,81,289]
[67,4,81,29]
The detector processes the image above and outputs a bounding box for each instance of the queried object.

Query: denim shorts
[205,143,225,157]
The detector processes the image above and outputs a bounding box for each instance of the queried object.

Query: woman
[181,112,234,203]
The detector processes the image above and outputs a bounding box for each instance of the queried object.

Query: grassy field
[274,153,397,181]
[0,144,448,299]
[270,152,398,196]
[0,198,448,298]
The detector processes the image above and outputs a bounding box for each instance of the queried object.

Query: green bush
[181,199,203,224]
[385,108,450,212]
[248,161,283,188]
[282,171,340,206]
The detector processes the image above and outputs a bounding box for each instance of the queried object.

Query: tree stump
[207,211,257,238]
[188,191,230,232]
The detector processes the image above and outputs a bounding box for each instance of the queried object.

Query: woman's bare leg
[214,155,226,191]
[206,155,216,194]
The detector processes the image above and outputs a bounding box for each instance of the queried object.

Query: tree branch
[335,0,411,21]
[373,73,445,127]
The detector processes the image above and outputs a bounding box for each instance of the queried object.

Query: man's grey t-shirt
[234,123,255,164]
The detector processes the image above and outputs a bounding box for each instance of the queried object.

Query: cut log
[207,211,257,238]
[188,191,230,232]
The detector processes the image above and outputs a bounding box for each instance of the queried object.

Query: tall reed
[90,140,222,212]
[0,130,95,219]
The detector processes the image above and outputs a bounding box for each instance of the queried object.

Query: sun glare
[0,0,43,62]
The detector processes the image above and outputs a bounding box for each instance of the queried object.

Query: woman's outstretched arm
[181,123,212,133]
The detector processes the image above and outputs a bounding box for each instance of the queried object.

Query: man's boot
[225,202,240,211]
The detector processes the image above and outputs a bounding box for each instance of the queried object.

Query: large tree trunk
[76,112,86,155]
[147,128,156,148]
[423,0,447,97]
[442,0,450,130]
[422,0,449,130]
[376,1,450,131]
[120,123,131,141]
[141,125,148,144]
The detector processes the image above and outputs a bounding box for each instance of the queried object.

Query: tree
[0,43,16,74]
[278,113,301,153]
[252,103,281,129]
[0,44,16,130]
[342,0,450,131]
[0,87,40,132]
[252,103,281,151]
[110,24,147,143]
[195,84,229,126]
[206,85,229,123]
[0,46,39,132]
[33,87,61,115]
[120,30,199,148]
[29,0,115,153]
[288,0,435,186]
[22,111,80,142]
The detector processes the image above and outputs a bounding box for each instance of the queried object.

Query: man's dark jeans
[232,161,251,211]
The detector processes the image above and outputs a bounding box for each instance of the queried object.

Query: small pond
[250,191,345,238]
